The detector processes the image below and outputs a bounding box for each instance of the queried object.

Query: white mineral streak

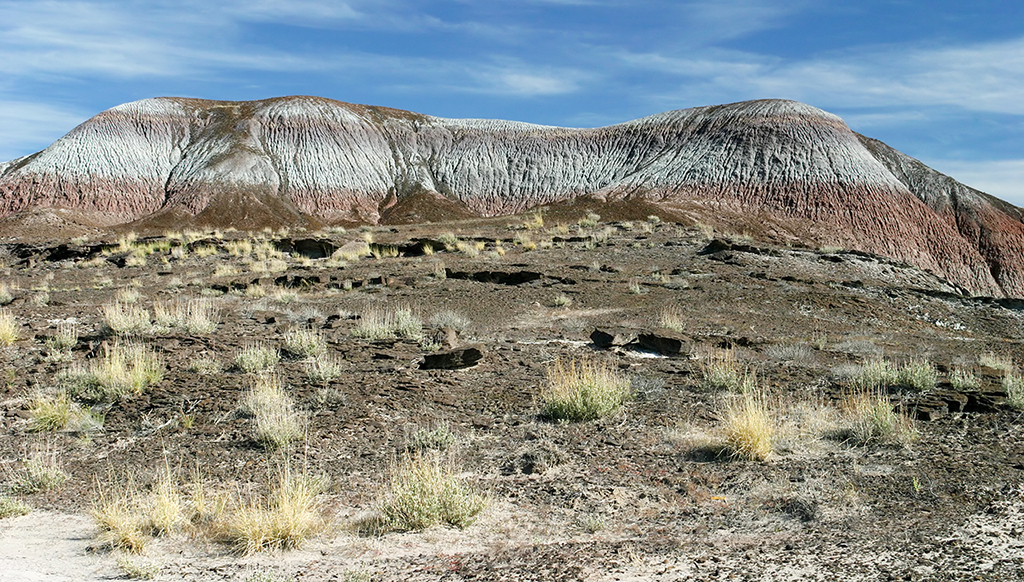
[1,95,1022,296]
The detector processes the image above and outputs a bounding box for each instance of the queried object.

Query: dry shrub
[367,453,485,534]
[223,467,327,554]
[27,389,100,432]
[0,308,19,346]
[699,348,754,392]
[91,475,149,553]
[541,357,630,421]
[659,305,687,332]
[67,343,164,402]
[102,301,152,336]
[9,448,69,494]
[840,390,917,446]
[353,305,423,340]
[282,328,327,359]
[235,342,280,374]
[240,375,304,450]
[0,495,30,518]
[722,389,775,461]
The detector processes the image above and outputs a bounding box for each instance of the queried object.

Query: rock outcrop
[1,95,1022,297]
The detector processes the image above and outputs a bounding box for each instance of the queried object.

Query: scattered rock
[420,344,485,370]
[590,327,637,348]
[637,329,690,356]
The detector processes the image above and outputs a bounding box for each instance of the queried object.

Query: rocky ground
[2,212,1024,581]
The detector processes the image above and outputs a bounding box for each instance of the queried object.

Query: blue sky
[1,0,1022,204]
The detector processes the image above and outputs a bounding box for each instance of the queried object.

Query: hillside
[1,96,1022,297]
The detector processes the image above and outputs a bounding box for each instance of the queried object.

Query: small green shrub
[541,357,630,421]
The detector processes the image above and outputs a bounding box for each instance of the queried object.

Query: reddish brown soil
[2,214,1024,580]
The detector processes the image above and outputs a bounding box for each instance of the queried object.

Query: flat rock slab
[420,344,485,370]
[637,329,691,356]
[590,327,638,348]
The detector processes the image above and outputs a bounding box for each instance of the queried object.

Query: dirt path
[0,511,114,581]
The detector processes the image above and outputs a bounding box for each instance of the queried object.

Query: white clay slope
[2,95,1024,298]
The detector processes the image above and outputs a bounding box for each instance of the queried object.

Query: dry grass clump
[455,240,484,257]
[154,298,219,334]
[437,232,460,251]
[839,391,917,446]
[0,495,31,518]
[841,359,897,391]
[91,465,228,553]
[721,389,775,461]
[63,343,164,402]
[659,305,686,332]
[897,359,938,391]
[766,342,814,363]
[240,375,304,450]
[9,449,69,494]
[367,453,485,534]
[282,328,327,359]
[304,353,344,383]
[980,352,1015,372]
[26,390,101,432]
[1004,371,1024,409]
[840,358,936,392]
[45,321,78,353]
[578,212,601,228]
[950,367,981,390]
[699,349,754,392]
[370,243,400,259]
[235,342,280,374]
[540,357,630,422]
[0,308,19,346]
[116,555,161,580]
[224,467,327,554]
[428,309,471,332]
[353,305,423,341]
[102,301,153,336]
[189,356,222,375]
[406,425,457,452]
[91,475,149,553]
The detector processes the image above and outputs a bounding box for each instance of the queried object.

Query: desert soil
[2,213,1024,581]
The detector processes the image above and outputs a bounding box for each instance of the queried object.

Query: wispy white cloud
[923,159,1024,207]
[0,100,90,161]
[622,36,1024,116]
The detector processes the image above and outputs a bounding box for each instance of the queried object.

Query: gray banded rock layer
[1,95,1022,297]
